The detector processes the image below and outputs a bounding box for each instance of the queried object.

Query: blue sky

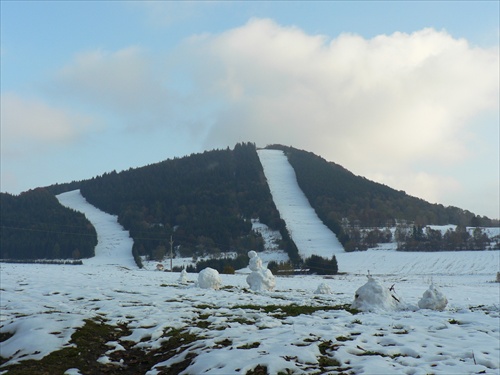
[1,1,499,219]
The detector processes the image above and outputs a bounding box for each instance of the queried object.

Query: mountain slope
[258,149,344,259]
[56,190,136,268]
[266,145,497,249]
[77,142,298,262]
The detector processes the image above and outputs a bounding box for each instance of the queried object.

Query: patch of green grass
[448,319,461,325]
[246,364,268,375]
[355,349,409,359]
[336,335,353,342]
[1,317,122,374]
[2,318,200,375]
[195,319,211,329]
[237,342,260,349]
[232,304,359,318]
[227,317,255,325]
[318,355,341,368]
[319,340,341,354]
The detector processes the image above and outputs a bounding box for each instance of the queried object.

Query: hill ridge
[2,143,498,262]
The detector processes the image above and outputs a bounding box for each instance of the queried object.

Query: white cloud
[5,19,497,216]
[173,18,499,215]
[52,46,173,129]
[0,93,93,158]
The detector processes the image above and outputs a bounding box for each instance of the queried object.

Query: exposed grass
[246,364,268,375]
[355,349,412,360]
[237,342,261,349]
[1,317,199,375]
[1,317,122,374]
[232,303,359,317]
[336,335,353,342]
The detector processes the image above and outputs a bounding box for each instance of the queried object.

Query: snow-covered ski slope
[56,190,136,269]
[258,149,344,258]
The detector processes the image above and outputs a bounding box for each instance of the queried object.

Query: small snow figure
[351,276,399,312]
[248,250,263,271]
[315,282,332,294]
[246,251,275,292]
[197,267,222,290]
[178,269,188,284]
[418,284,448,311]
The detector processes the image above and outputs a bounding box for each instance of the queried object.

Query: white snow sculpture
[351,276,399,312]
[178,269,188,284]
[246,251,275,292]
[197,267,222,290]
[315,282,332,294]
[248,250,262,271]
[418,284,448,311]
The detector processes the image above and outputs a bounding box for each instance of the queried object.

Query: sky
[1,1,499,219]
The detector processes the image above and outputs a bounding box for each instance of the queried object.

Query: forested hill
[1,142,497,261]
[52,142,298,262]
[0,188,97,260]
[270,145,495,226]
[267,145,497,248]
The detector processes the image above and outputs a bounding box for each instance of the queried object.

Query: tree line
[395,224,499,251]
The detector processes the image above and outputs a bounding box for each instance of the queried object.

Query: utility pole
[170,235,174,272]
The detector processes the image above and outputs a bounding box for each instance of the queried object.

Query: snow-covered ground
[2,189,500,374]
[257,149,344,258]
[1,261,499,374]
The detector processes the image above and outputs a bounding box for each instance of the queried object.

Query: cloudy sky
[1,1,499,219]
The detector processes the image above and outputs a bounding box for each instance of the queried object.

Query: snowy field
[1,192,499,374]
[1,259,499,374]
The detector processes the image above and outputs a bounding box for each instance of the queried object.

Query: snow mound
[351,276,400,312]
[246,251,276,291]
[418,284,448,311]
[197,268,222,290]
[315,282,332,294]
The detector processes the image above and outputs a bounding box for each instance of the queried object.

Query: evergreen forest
[0,188,97,260]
